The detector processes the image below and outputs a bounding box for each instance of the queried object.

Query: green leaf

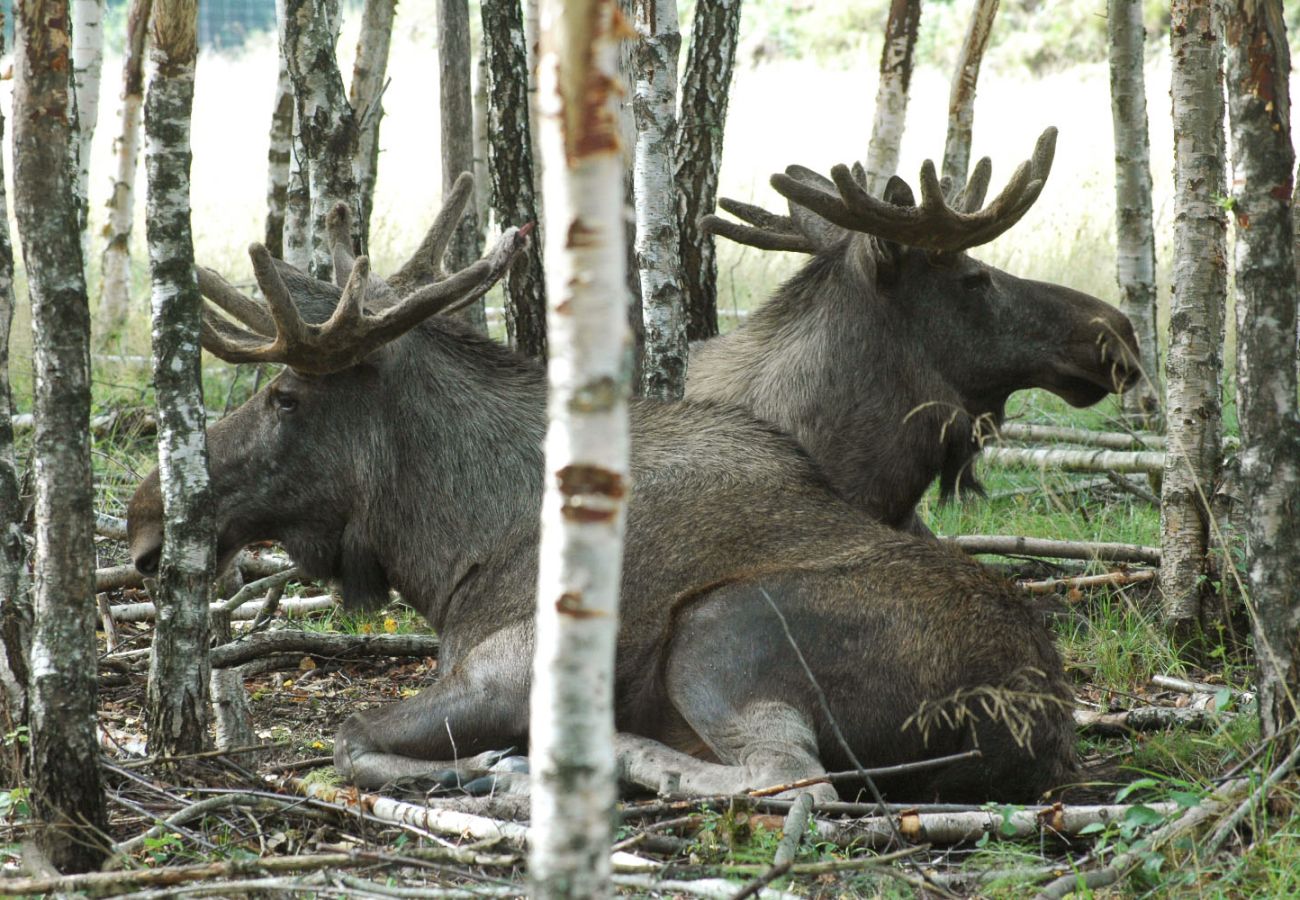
[1123,804,1167,827]
[1214,688,1234,712]
[1116,778,1159,802]
[1077,822,1108,835]
[1170,790,1204,809]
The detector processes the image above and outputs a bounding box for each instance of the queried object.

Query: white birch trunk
[1162,0,1226,635]
[524,0,544,212]
[863,0,921,195]
[530,0,630,893]
[284,110,312,271]
[634,0,686,401]
[13,0,110,870]
[72,0,105,243]
[265,45,294,257]
[97,0,150,335]
[349,0,396,250]
[472,52,492,240]
[1107,0,1162,424]
[1223,0,1300,745]
[941,0,999,194]
[142,0,215,756]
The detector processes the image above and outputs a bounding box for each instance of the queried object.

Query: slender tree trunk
[265,47,294,258]
[941,0,999,194]
[618,0,645,393]
[97,0,150,336]
[676,0,742,341]
[634,0,686,400]
[1108,0,1163,425]
[524,0,544,209]
[864,0,922,195]
[276,0,310,270]
[143,0,215,758]
[438,0,487,333]
[1223,0,1300,747]
[349,0,395,252]
[72,0,105,242]
[472,52,492,242]
[283,0,359,281]
[1162,0,1226,637]
[13,0,110,871]
[531,0,629,893]
[481,0,547,358]
[0,19,30,786]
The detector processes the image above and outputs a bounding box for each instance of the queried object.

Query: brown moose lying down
[129,175,1076,803]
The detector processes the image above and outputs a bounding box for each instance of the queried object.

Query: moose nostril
[135,546,161,578]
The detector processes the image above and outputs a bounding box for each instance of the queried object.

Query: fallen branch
[950,535,1160,565]
[110,594,337,623]
[773,794,813,867]
[211,632,440,669]
[1021,569,1156,595]
[97,564,144,592]
[982,446,1164,475]
[989,476,1112,501]
[611,873,797,900]
[997,424,1164,451]
[747,750,982,797]
[96,512,128,540]
[1202,741,1300,855]
[1073,705,1231,736]
[1151,675,1255,706]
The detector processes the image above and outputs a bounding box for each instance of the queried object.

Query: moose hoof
[462,770,531,796]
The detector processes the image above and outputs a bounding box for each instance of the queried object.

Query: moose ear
[882,176,916,208]
[337,520,392,612]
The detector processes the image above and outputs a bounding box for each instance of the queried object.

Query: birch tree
[864,0,922,195]
[349,0,396,250]
[72,0,105,239]
[283,0,360,280]
[1162,0,1226,636]
[1223,0,1300,745]
[1107,0,1162,424]
[98,0,151,335]
[634,0,686,400]
[473,53,492,237]
[438,0,488,332]
[482,0,547,358]
[143,0,216,757]
[941,0,999,193]
[0,20,30,785]
[531,0,630,891]
[13,0,110,870]
[265,44,294,258]
[274,0,311,269]
[676,0,742,341]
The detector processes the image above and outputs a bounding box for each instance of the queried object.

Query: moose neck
[689,246,1001,529]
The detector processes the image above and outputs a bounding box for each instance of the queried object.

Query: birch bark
[265,44,294,258]
[634,0,686,400]
[438,0,488,332]
[941,0,999,194]
[0,19,29,784]
[13,0,110,870]
[72,0,105,241]
[481,0,547,358]
[676,0,742,341]
[349,0,395,251]
[472,52,492,241]
[1107,0,1163,424]
[1223,0,1300,745]
[283,0,360,280]
[864,0,921,195]
[530,0,630,893]
[97,0,150,335]
[1162,0,1226,636]
[276,0,311,270]
[143,0,215,757]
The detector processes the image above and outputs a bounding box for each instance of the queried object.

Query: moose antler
[197,221,530,374]
[761,127,1056,254]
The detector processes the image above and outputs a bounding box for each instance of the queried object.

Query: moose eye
[270,390,298,413]
[961,271,992,292]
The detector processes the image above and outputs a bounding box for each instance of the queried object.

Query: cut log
[950,535,1160,565]
[210,632,439,669]
[998,423,1164,450]
[982,446,1164,474]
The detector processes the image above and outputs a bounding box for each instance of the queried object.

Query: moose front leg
[333,626,531,791]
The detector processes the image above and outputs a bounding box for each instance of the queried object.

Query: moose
[688,128,1142,535]
[129,177,1076,803]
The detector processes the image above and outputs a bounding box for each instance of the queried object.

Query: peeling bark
[143,0,215,757]
[941,0,999,194]
[265,39,294,258]
[634,0,686,400]
[531,0,630,893]
[1162,0,1226,636]
[1108,0,1163,424]
[864,0,921,195]
[276,0,311,271]
[349,0,395,251]
[481,0,547,358]
[72,0,105,242]
[675,0,742,341]
[12,0,110,871]
[97,0,150,336]
[283,0,359,280]
[1223,0,1300,747]
[438,0,487,333]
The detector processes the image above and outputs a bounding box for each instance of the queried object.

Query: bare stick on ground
[949,535,1160,566]
[981,446,1164,475]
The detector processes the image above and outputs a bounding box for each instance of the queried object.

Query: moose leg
[333,626,531,791]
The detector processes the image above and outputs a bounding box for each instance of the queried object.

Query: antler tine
[248,244,310,350]
[195,266,275,336]
[388,172,476,294]
[700,214,818,253]
[327,203,358,288]
[771,170,872,233]
[955,157,993,212]
[718,197,797,232]
[436,224,533,318]
[200,307,276,363]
